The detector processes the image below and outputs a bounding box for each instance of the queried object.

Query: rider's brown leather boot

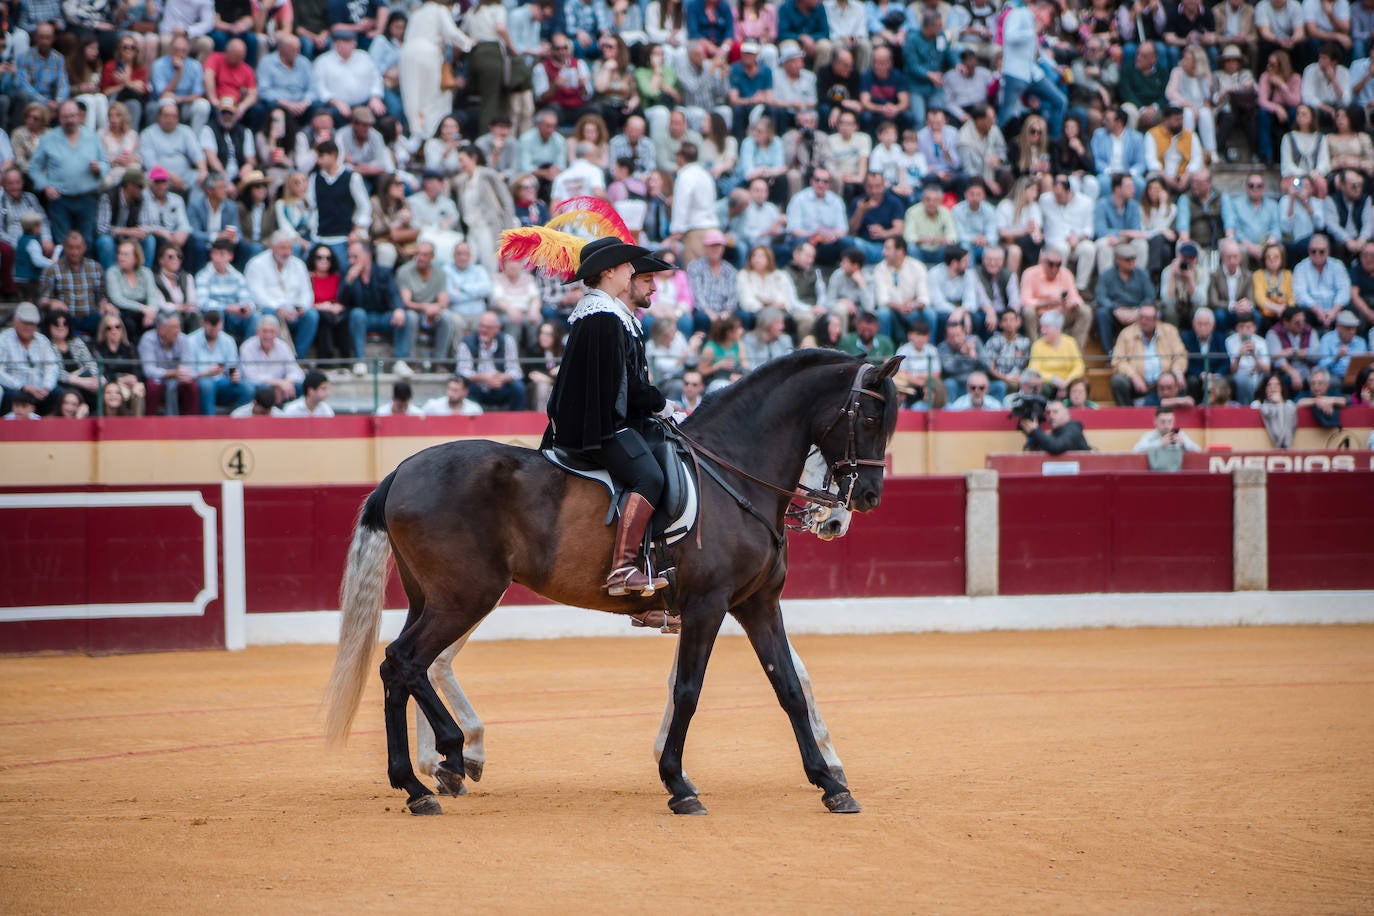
[605,493,669,597]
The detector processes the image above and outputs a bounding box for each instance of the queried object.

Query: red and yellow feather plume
[496,225,586,281]
[497,196,637,281]
[547,196,636,243]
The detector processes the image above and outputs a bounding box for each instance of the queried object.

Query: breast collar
[568,288,642,337]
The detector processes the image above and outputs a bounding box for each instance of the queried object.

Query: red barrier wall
[1267,473,1374,591]
[0,485,226,654]
[242,477,969,612]
[783,477,966,599]
[999,473,1235,594]
[2,470,1366,655]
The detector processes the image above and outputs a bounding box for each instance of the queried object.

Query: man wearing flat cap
[0,302,61,416]
[1319,309,1370,385]
[1095,242,1158,350]
[339,105,391,180]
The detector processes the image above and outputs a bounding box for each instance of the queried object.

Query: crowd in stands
[2,0,1374,431]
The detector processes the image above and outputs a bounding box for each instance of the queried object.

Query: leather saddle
[541,433,698,546]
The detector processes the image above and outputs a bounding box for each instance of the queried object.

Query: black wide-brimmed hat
[632,253,676,275]
[570,236,651,284]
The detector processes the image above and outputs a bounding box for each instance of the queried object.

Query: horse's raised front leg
[656,597,728,815]
[733,594,859,813]
[417,631,488,792]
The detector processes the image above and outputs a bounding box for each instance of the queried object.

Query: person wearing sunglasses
[1222,173,1283,269]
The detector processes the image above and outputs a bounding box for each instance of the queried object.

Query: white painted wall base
[245,590,1374,646]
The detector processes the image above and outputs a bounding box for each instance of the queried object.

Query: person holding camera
[1019,398,1091,454]
[1159,241,1209,328]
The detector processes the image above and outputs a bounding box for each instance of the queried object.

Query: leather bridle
[814,362,890,489]
[672,362,889,514]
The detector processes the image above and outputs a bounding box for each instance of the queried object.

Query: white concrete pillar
[965,469,999,597]
[1232,467,1268,591]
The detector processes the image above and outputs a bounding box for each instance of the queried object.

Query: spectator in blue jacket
[1222,172,1284,267]
[686,0,735,57]
[902,11,955,128]
[1090,108,1148,197]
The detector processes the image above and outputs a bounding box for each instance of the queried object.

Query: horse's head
[798,449,853,540]
[813,356,902,513]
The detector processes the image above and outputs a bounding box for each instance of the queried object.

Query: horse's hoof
[464,757,484,782]
[433,763,465,797]
[823,791,862,814]
[434,779,469,796]
[407,794,443,816]
[669,795,708,816]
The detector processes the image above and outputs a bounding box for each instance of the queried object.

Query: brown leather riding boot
[605,493,670,597]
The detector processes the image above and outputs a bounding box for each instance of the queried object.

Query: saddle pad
[541,449,699,546]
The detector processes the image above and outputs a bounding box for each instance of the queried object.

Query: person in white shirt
[280,369,336,416]
[312,31,386,121]
[230,386,285,417]
[244,231,319,359]
[893,318,944,408]
[1132,405,1203,452]
[423,374,485,415]
[375,379,424,416]
[1225,313,1273,404]
[238,314,304,404]
[669,142,719,265]
[825,0,873,70]
[550,142,608,206]
[1301,45,1353,127]
[874,235,932,339]
[1038,176,1098,291]
[945,370,1003,410]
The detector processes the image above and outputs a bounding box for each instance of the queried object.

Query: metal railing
[4,352,1237,416]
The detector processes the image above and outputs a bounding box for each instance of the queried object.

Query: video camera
[1007,393,1048,426]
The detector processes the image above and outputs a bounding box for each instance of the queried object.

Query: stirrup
[630,610,682,633]
[605,566,667,597]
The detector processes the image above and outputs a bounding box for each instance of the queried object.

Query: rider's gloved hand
[655,401,677,419]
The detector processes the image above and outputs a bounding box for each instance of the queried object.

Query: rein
[671,425,845,511]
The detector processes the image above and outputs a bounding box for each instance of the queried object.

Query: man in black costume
[543,238,680,602]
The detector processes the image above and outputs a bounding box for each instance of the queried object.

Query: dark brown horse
[325,350,902,816]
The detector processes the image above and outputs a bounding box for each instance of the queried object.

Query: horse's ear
[877,356,903,382]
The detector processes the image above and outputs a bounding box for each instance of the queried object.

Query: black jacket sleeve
[1025,420,1091,455]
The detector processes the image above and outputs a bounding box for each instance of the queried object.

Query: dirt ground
[1,625,1372,914]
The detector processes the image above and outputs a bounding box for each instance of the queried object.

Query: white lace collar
[568,288,641,337]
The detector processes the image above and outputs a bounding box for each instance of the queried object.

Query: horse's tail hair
[324,473,395,746]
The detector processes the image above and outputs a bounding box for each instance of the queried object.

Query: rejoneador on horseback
[324,203,903,817]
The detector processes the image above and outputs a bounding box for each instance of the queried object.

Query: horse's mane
[683,349,868,430]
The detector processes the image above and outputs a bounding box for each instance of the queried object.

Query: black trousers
[578,427,664,506]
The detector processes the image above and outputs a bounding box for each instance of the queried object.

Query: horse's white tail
[324,487,394,745]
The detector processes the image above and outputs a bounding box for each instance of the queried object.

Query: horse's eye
[863,416,878,428]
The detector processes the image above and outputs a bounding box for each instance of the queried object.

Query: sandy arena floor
[1,625,1372,913]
